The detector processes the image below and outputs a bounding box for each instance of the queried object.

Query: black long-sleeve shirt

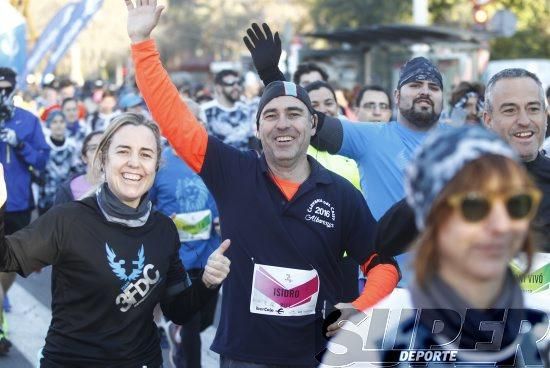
[0,197,217,367]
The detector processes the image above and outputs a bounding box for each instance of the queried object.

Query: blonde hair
[414,155,536,287]
[92,112,162,173]
[78,113,162,200]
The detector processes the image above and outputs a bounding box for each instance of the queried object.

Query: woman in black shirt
[0,113,231,367]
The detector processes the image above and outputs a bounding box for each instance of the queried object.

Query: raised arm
[243,23,285,85]
[244,23,345,153]
[125,0,208,173]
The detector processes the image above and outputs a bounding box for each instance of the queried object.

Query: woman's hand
[202,239,231,289]
[124,0,165,44]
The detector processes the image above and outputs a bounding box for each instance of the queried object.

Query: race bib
[172,210,212,242]
[511,252,550,294]
[250,264,319,317]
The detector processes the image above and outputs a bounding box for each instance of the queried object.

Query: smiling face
[484,77,547,162]
[258,95,316,170]
[396,80,443,130]
[308,86,339,117]
[103,124,158,208]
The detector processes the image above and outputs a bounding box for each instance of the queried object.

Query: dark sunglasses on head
[446,188,542,223]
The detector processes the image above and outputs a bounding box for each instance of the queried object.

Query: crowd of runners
[0,0,547,366]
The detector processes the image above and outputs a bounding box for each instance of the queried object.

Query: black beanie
[256,81,316,128]
[0,67,16,88]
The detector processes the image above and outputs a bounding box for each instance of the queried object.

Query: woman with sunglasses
[369,126,548,366]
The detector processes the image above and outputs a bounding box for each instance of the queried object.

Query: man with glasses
[201,69,257,151]
[354,85,392,123]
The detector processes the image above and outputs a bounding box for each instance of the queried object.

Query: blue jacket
[0,107,50,212]
[150,148,220,270]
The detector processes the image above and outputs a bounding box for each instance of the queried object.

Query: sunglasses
[446,188,541,223]
[220,80,242,87]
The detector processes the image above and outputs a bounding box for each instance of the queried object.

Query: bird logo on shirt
[105,244,145,287]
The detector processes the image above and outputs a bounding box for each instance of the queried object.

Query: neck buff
[409,270,524,351]
[95,182,152,227]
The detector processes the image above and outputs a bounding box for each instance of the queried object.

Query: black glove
[243,23,286,85]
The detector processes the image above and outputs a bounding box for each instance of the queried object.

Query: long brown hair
[414,155,536,287]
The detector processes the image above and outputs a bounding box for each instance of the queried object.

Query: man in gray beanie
[126,3,399,366]
[245,23,448,286]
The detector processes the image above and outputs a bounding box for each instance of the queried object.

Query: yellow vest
[307,146,361,191]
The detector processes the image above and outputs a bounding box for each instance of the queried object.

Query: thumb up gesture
[202,239,231,289]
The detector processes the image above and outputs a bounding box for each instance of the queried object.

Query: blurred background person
[201,69,256,151]
[54,130,103,205]
[38,111,79,214]
[444,81,485,126]
[354,85,392,123]
[61,97,91,155]
[119,92,150,118]
[40,79,87,123]
[0,66,50,354]
[293,62,329,87]
[87,90,120,131]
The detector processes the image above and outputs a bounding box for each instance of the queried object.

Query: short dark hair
[546,86,550,99]
[58,79,75,90]
[61,97,78,108]
[303,80,337,101]
[101,90,116,100]
[214,69,239,85]
[293,62,329,85]
[0,67,17,87]
[355,85,391,108]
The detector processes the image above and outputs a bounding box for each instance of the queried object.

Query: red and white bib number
[250,264,319,317]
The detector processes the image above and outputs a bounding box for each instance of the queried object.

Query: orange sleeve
[351,258,399,311]
[131,39,208,173]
